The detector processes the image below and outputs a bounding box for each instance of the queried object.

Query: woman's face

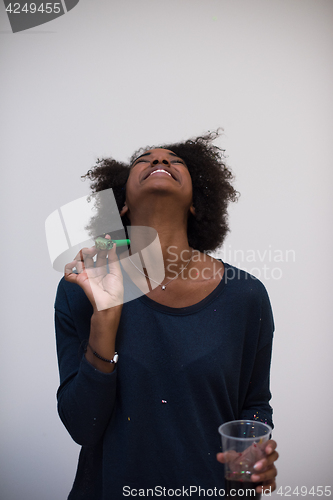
[121,148,195,219]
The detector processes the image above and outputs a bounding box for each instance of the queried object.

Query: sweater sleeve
[55,279,117,446]
[240,284,275,430]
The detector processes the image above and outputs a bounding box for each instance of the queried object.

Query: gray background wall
[1,1,332,498]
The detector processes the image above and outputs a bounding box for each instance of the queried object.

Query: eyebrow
[133,152,151,163]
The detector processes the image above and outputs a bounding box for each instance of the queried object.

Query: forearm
[85,305,123,373]
[57,356,117,446]
[55,295,123,445]
[240,342,274,429]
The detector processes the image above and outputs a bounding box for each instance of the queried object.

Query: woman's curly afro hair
[82,129,238,253]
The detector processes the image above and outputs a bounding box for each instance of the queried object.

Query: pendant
[161,285,166,290]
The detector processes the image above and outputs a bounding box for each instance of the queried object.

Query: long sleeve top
[54,262,274,499]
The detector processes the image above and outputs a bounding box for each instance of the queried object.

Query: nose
[151,156,170,166]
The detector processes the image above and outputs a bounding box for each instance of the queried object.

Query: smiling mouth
[149,169,172,177]
[144,169,179,182]
[143,166,179,183]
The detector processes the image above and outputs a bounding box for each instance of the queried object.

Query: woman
[55,131,278,499]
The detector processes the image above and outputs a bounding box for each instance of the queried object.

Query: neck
[128,227,192,279]
[128,199,192,260]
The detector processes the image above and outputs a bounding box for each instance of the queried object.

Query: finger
[265,439,277,455]
[73,245,96,262]
[216,450,239,463]
[254,450,279,472]
[107,242,118,262]
[107,243,122,273]
[251,464,277,484]
[73,246,97,271]
[74,257,84,274]
[95,238,110,268]
[81,247,96,269]
[64,260,79,283]
[257,480,276,494]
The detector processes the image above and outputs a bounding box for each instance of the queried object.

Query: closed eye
[131,159,149,168]
[131,156,187,168]
[172,159,188,167]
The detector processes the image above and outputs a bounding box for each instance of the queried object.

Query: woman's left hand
[216,439,279,493]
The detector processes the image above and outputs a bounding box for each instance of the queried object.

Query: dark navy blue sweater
[55,263,274,499]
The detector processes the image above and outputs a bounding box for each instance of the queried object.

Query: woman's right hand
[64,236,124,312]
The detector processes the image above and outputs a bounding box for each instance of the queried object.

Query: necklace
[128,250,193,290]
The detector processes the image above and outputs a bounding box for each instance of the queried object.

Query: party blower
[95,237,131,250]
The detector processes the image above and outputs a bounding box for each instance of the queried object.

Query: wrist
[87,306,122,373]
[91,305,123,325]
[86,343,119,364]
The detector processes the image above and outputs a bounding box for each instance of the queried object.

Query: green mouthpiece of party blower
[95,237,130,250]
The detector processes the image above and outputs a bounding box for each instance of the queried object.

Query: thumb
[64,260,79,283]
[216,453,226,464]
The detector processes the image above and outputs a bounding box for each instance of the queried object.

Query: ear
[189,204,195,216]
[120,202,129,217]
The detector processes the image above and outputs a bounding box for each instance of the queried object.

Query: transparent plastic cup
[218,420,272,499]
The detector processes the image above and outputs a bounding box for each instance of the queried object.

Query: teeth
[149,169,172,177]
